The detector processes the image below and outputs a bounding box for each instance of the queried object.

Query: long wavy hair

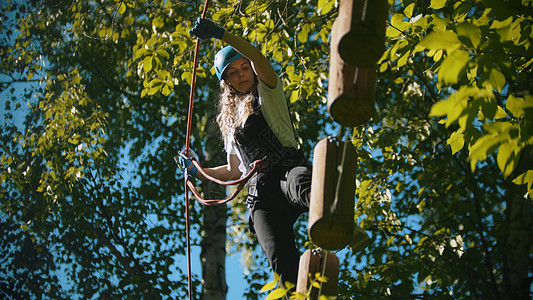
[216,77,258,151]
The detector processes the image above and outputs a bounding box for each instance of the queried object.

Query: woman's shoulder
[257,76,283,96]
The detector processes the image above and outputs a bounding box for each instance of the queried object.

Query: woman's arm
[221,31,278,89]
[189,18,278,88]
[198,153,242,181]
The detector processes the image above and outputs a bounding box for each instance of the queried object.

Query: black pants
[247,165,312,285]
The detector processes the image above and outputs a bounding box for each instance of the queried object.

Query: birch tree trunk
[200,111,228,300]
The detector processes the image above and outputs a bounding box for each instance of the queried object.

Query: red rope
[184,0,210,156]
[191,159,262,186]
[184,184,193,300]
[183,159,261,205]
[184,1,210,299]
[186,180,246,205]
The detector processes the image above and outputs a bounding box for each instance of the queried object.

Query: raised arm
[220,31,278,89]
[189,18,278,88]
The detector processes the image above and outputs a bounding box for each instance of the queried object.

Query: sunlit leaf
[298,24,311,43]
[419,30,461,53]
[142,56,153,73]
[404,3,415,18]
[430,0,447,9]
[438,50,470,84]
[265,288,288,300]
[456,22,482,48]
[469,135,500,171]
[486,68,506,92]
[290,88,301,103]
[447,130,465,154]
[497,141,518,177]
[317,0,334,15]
[260,273,280,293]
[156,49,169,58]
[506,95,525,118]
[118,2,126,14]
[512,170,533,192]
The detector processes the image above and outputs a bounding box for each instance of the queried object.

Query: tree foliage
[0,0,531,299]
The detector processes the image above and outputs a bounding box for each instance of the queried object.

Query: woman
[181,17,312,285]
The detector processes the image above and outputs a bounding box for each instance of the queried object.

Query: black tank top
[234,97,304,173]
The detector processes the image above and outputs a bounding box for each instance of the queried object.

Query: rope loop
[186,158,263,205]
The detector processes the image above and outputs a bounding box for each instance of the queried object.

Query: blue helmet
[214,46,245,80]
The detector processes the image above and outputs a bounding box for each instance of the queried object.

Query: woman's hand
[189,17,225,40]
[189,18,278,90]
[176,151,199,178]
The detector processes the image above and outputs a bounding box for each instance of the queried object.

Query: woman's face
[224,58,255,93]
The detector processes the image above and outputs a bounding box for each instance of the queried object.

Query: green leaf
[480,94,498,120]
[487,68,506,92]
[513,170,533,187]
[494,105,508,119]
[265,288,288,300]
[506,95,525,118]
[142,56,153,73]
[98,28,113,38]
[134,48,148,60]
[388,13,411,38]
[430,0,447,9]
[181,71,192,86]
[497,141,518,177]
[161,83,172,96]
[456,22,482,48]
[118,2,126,14]
[260,273,280,293]
[298,24,311,43]
[438,50,470,84]
[284,281,295,290]
[290,89,301,103]
[469,135,500,171]
[404,3,415,18]
[317,0,334,15]
[419,30,462,53]
[430,91,468,127]
[379,61,388,72]
[156,49,169,58]
[447,130,465,154]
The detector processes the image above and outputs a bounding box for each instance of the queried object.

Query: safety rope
[318,250,329,296]
[187,158,262,205]
[184,2,210,299]
[182,1,263,298]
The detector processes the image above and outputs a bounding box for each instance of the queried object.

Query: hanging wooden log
[328,18,376,127]
[337,0,388,67]
[349,223,371,252]
[308,138,357,250]
[296,250,339,299]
